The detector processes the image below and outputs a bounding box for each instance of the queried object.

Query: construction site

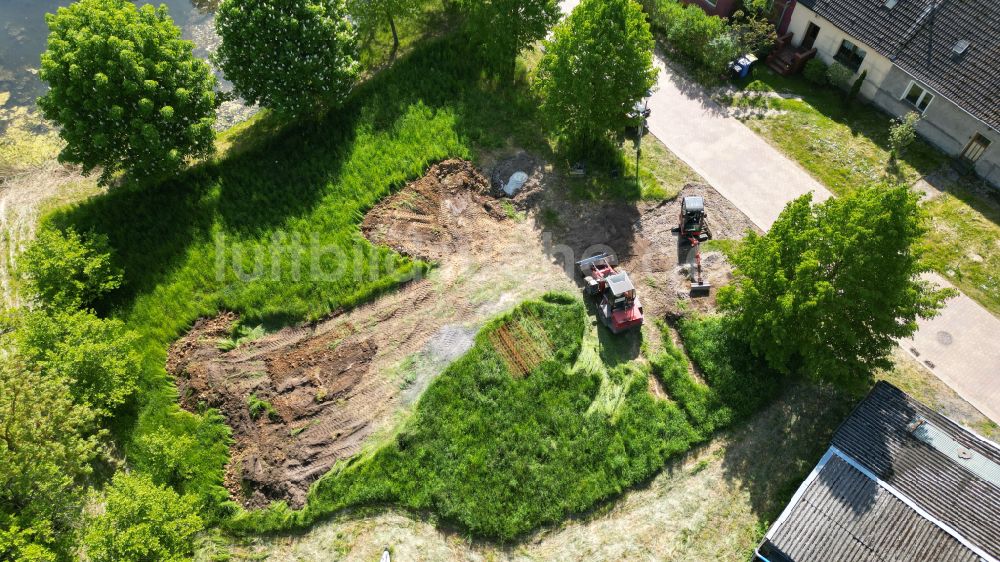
[166,154,759,510]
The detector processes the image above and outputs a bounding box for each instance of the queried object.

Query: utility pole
[635,99,646,189]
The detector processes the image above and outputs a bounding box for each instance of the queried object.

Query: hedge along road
[556,1,1000,424]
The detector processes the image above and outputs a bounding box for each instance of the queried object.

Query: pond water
[0,0,254,129]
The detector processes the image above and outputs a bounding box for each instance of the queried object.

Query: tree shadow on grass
[716,382,856,525]
[595,315,643,366]
[47,35,537,314]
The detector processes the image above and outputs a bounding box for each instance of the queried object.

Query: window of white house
[903,82,934,112]
[834,39,867,72]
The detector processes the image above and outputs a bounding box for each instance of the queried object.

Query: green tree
[847,69,867,106]
[19,226,123,311]
[215,0,361,117]
[349,0,426,59]
[0,360,100,561]
[16,309,140,418]
[535,0,657,148]
[39,0,217,185]
[462,0,560,75]
[728,11,777,57]
[719,185,951,384]
[83,472,204,562]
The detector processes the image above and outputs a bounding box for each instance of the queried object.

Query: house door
[802,23,821,50]
[960,134,991,164]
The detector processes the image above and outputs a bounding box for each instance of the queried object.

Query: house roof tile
[759,381,1000,561]
[798,0,1000,132]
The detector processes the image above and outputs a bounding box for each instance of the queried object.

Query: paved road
[644,62,1000,424]
[899,274,1000,423]
[644,58,832,228]
[557,0,1000,425]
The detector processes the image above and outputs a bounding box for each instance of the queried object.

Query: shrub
[39,0,217,185]
[826,61,854,90]
[215,0,361,117]
[18,226,123,310]
[649,3,773,76]
[889,111,921,158]
[705,33,740,75]
[16,309,141,417]
[131,427,199,487]
[0,359,99,561]
[664,3,728,66]
[802,58,828,86]
[728,10,777,57]
[847,69,867,105]
[83,472,204,562]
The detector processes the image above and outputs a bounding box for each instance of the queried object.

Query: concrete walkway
[645,62,1000,424]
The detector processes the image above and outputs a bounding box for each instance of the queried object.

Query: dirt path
[0,107,98,309]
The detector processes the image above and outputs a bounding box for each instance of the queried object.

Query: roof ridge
[831,447,999,562]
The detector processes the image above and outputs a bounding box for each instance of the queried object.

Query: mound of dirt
[361,159,506,263]
[170,313,385,509]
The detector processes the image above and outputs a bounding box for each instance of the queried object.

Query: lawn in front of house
[729,68,1000,316]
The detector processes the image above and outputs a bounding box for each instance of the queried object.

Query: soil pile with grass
[361,158,506,262]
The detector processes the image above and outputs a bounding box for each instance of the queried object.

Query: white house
[786,0,1000,187]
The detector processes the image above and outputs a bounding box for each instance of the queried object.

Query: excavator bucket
[690,280,711,297]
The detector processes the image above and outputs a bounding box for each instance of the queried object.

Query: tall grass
[46,35,547,519]
[652,316,783,436]
[228,294,701,540]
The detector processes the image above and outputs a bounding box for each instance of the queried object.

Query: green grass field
[48,36,547,519]
[731,69,1000,315]
[41,30,717,534]
[226,296,782,540]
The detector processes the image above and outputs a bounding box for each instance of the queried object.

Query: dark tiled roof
[798,0,1000,132]
[831,381,1000,558]
[765,455,980,562]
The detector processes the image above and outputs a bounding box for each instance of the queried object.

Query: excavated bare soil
[361,158,507,263]
[169,156,760,509]
[531,182,759,319]
[170,312,385,509]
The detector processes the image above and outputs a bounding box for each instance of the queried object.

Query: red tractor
[577,253,644,334]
